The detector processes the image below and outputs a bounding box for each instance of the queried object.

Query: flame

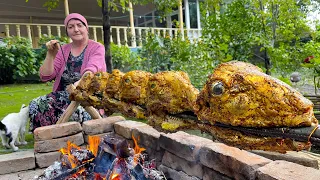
[132,134,146,163]
[59,141,81,168]
[110,173,120,180]
[132,134,146,154]
[87,135,101,157]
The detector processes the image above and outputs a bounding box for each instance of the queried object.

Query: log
[85,106,102,119]
[56,101,80,124]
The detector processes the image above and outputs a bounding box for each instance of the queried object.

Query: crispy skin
[105,69,124,99]
[146,71,199,130]
[119,70,152,105]
[195,61,317,128]
[69,72,109,108]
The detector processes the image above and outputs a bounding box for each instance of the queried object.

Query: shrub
[0,37,37,84]
[137,34,217,89]
[110,42,143,72]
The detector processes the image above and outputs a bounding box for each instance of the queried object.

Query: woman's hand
[46,40,60,58]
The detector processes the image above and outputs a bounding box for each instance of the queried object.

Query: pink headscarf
[64,13,88,29]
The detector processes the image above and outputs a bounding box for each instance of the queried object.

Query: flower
[304,55,314,63]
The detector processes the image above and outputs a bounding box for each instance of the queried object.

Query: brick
[203,166,232,180]
[114,120,149,139]
[162,151,203,179]
[34,122,82,141]
[34,132,84,153]
[82,116,125,135]
[256,160,320,180]
[158,164,200,180]
[199,142,271,180]
[0,150,36,175]
[84,132,113,143]
[145,148,165,168]
[251,150,319,169]
[159,131,213,162]
[35,151,61,168]
[132,125,162,151]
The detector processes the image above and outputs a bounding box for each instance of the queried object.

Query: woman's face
[66,19,88,41]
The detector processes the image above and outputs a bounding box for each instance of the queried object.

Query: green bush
[0,37,37,84]
[137,34,216,89]
[110,42,143,72]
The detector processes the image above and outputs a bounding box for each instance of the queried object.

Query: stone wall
[3,116,320,179]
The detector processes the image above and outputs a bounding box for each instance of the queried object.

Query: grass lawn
[0,83,52,154]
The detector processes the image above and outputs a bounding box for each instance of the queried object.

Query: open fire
[36,134,166,180]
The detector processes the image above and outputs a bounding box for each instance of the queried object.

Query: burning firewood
[36,134,166,180]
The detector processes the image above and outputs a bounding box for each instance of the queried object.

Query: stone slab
[159,131,213,162]
[203,166,232,180]
[19,168,46,180]
[34,132,84,153]
[0,168,45,180]
[199,142,272,180]
[33,121,82,141]
[158,164,200,180]
[114,120,149,139]
[84,132,113,144]
[162,151,203,179]
[82,116,125,135]
[35,151,61,168]
[256,160,320,180]
[0,173,19,180]
[251,150,319,169]
[132,125,162,151]
[0,150,36,175]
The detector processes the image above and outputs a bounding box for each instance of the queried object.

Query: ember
[36,134,166,180]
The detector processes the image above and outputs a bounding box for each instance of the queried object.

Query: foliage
[0,37,37,84]
[200,0,316,76]
[301,41,320,94]
[137,34,215,89]
[110,42,143,72]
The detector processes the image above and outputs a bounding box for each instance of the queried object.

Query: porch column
[64,0,70,16]
[196,0,201,29]
[129,1,136,47]
[152,11,156,27]
[184,0,190,29]
[178,0,184,40]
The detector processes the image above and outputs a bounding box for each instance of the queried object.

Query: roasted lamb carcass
[69,62,320,153]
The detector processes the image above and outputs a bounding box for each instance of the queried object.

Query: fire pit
[31,117,320,180]
[36,134,166,180]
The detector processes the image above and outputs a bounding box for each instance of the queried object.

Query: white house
[0,0,203,47]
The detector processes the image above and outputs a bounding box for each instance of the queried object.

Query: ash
[71,148,95,162]
[36,161,63,180]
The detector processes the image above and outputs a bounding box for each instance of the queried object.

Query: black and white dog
[0,104,29,151]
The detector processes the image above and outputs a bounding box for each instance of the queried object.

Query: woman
[29,13,106,131]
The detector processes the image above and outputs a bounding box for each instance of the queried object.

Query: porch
[0,23,202,48]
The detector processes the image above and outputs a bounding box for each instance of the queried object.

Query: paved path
[0,169,44,180]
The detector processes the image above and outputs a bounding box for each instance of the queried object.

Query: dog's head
[20,104,29,116]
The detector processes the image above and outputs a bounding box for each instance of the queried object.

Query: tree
[200,0,317,76]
